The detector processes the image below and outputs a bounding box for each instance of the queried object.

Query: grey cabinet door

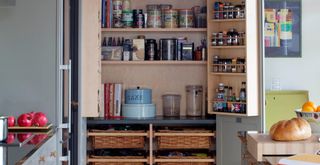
[216,116,261,165]
[22,134,58,165]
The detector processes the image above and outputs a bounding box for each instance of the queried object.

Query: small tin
[164,9,178,28]
[178,9,194,28]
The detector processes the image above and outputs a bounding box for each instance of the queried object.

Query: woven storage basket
[157,130,212,149]
[90,129,145,149]
[90,156,145,165]
[157,156,212,165]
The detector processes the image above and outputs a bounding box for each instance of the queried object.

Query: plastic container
[186,85,203,116]
[162,94,181,117]
[178,9,194,28]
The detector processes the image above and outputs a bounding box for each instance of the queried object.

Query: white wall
[265,0,320,103]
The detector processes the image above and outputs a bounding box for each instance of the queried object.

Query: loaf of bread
[269,118,312,141]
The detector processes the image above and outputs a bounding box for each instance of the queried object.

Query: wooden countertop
[247,133,320,162]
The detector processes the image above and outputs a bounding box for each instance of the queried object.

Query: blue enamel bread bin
[122,104,156,118]
[125,87,152,104]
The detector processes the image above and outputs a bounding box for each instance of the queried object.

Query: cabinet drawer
[89,130,147,149]
[155,130,215,149]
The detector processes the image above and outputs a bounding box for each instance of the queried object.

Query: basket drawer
[156,156,214,165]
[156,130,214,149]
[89,130,146,149]
[89,156,146,165]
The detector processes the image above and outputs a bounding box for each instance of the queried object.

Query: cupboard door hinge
[59,64,71,70]
[58,123,69,129]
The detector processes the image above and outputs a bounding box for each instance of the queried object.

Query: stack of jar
[212,56,246,73]
[213,1,245,20]
[211,29,245,46]
[213,82,246,113]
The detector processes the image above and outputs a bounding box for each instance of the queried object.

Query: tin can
[133,9,144,28]
[160,4,172,28]
[159,38,178,60]
[145,39,157,60]
[178,9,194,28]
[113,0,123,28]
[164,9,178,28]
[122,10,133,28]
[122,0,131,11]
[147,9,162,28]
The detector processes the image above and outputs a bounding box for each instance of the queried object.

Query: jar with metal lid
[217,32,224,46]
[186,85,203,116]
[164,9,178,28]
[211,33,217,46]
[178,9,194,28]
[228,5,234,19]
[213,55,219,72]
[234,5,242,19]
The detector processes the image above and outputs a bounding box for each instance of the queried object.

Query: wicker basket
[157,130,212,149]
[89,156,145,165]
[90,129,145,149]
[157,156,212,165]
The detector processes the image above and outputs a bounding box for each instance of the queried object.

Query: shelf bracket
[59,64,71,70]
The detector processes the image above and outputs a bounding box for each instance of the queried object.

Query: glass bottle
[239,81,246,102]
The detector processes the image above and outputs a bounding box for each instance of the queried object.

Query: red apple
[6,133,15,144]
[17,114,32,127]
[7,116,15,127]
[32,112,48,127]
[17,133,32,143]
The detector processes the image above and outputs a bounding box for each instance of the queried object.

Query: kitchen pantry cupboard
[207,0,261,116]
[80,0,207,117]
[79,0,261,117]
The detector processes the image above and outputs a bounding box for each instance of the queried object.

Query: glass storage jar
[186,85,203,116]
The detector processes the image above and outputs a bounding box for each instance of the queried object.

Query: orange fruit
[316,106,320,112]
[302,101,316,112]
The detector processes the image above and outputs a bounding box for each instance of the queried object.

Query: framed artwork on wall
[264,0,301,58]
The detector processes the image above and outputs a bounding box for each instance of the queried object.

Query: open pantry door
[79,0,101,118]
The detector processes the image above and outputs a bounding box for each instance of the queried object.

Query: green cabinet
[265,90,309,131]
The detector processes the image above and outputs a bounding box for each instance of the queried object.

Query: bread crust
[269,118,312,141]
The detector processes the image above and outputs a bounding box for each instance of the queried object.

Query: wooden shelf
[209,46,246,49]
[102,61,207,65]
[101,28,207,32]
[210,72,246,76]
[211,19,246,22]
[208,111,248,117]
